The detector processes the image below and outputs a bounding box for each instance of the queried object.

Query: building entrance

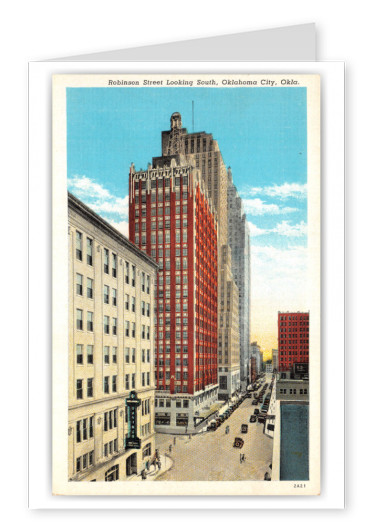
[126,453,137,477]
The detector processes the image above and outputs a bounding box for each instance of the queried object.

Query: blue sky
[67,86,308,355]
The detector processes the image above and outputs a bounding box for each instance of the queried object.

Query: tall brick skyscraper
[129,119,218,432]
[153,113,241,399]
[278,312,309,372]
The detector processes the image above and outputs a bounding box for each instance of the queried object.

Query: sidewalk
[129,453,174,481]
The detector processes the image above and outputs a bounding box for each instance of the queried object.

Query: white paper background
[2,0,371,526]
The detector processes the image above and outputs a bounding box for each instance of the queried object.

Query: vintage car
[249,415,257,423]
[241,424,248,433]
[207,421,217,431]
[233,437,244,448]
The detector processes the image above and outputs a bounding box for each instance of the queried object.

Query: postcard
[52,73,320,495]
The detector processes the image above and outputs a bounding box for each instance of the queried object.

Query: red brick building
[129,159,218,431]
[278,312,309,372]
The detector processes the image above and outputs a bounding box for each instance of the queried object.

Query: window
[112,317,117,335]
[132,265,136,287]
[132,296,135,312]
[125,321,129,337]
[76,344,83,364]
[125,261,129,283]
[76,379,83,399]
[132,349,136,363]
[104,248,109,274]
[87,278,93,299]
[132,322,136,338]
[124,347,130,363]
[146,275,150,294]
[87,345,93,364]
[104,285,109,304]
[112,288,117,306]
[125,374,130,390]
[125,294,129,310]
[132,373,136,388]
[112,375,117,392]
[76,309,83,330]
[76,231,82,260]
[104,376,109,394]
[105,464,119,481]
[112,253,117,277]
[104,346,110,364]
[87,311,93,332]
[87,237,93,265]
[76,273,83,296]
[112,346,117,363]
[104,316,109,334]
[141,272,145,292]
[87,378,93,397]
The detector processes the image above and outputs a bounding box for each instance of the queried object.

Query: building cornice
[68,192,159,270]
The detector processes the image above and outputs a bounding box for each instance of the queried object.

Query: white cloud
[248,220,307,238]
[243,198,297,216]
[240,182,307,200]
[68,175,112,200]
[68,174,129,221]
[251,244,308,308]
[106,219,129,237]
[248,221,268,236]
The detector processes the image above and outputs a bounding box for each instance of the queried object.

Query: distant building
[265,361,273,373]
[272,349,279,372]
[249,356,257,383]
[227,168,251,384]
[278,312,309,372]
[68,193,158,481]
[218,244,240,400]
[250,341,263,375]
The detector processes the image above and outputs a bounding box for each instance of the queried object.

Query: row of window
[155,344,189,354]
[76,451,94,473]
[135,204,188,218]
[76,310,151,339]
[135,218,188,231]
[76,416,94,442]
[75,231,151,292]
[104,438,118,457]
[156,302,189,313]
[279,388,308,395]
[75,373,151,398]
[76,345,152,366]
[140,423,151,437]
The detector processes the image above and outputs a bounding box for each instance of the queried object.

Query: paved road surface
[155,387,273,481]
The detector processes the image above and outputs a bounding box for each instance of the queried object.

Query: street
[155,386,273,481]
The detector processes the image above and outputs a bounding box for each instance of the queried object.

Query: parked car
[233,437,244,448]
[207,421,217,431]
[249,415,257,423]
[241,424,248,433]
[254,408,260,415]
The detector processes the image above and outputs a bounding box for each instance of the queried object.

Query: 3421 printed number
[294,484,306,488]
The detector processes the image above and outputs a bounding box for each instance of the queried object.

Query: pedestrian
[240,453,242,464]
[145,460,149,471]
[141,469,147,480]
[169,444,172,453]
[174,436,176,445]
[157,459,161,471]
